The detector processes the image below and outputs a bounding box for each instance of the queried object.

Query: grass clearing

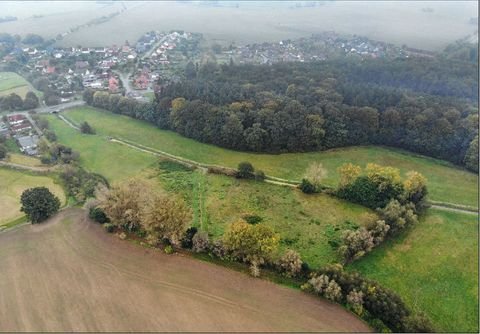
[0,167,65,225]
[156,161,374,268]
[61,107,478,207]
[6,153,43,167]
[349,209,479,332]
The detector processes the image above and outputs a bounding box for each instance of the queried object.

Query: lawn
[61,107,478,207]
[0,72,41,99]
[0,167,66,225]
[350,209,479,332]
[155,161,375,268]
[6,153,43,167]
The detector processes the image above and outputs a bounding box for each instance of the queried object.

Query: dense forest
[85,55,479,172]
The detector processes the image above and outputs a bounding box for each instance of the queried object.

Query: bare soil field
[0,208,370,332]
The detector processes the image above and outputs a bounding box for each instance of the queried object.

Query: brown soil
[0,208,371,332]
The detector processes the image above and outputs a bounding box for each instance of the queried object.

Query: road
[142,35,168,60]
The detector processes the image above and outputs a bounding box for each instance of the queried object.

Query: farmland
[0,208,370,332]
[0,72,41,99]
[350,209,479,333]
[51,107,478,207]
[0,167,65,225]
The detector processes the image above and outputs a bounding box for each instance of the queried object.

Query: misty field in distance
[0,1,477,50]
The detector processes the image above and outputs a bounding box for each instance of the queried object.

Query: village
[0,29,435,157]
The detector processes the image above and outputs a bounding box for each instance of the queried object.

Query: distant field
[0,72,41,99]
[0,167,65,225]
[350,209,479,332]
[58,107,478,207]
[156,163,374,268]
[0,208,370,332]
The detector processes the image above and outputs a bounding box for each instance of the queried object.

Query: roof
[7,114,26,122]
[11,123,32,132]
[17,135,39,148]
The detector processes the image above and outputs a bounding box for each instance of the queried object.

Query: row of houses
[2,114,39,155]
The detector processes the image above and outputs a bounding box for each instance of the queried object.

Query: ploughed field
[0,208,370,332]
[47,107,478,208]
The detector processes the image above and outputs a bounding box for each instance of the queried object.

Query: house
[17,135,39,155]
[108,76,119,92]
[134,73,149,90]
[10,122,32,133]
[7,114,27,125]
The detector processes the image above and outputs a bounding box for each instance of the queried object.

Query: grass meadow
[0,72,41,99]
[0,167,65,225]
[350,209,479,332]
[60,107,478,207]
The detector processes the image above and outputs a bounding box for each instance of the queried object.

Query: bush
[210,239,227,259]
[347,289,365,315]
[277,249,303,277]
[164,245,174,254]
[181,226,198,249]
[339,227,374,263]
[378,199,418,233]
[303,274,343,302]
[80,121,95,134]
[104,223,114,233]
[241,213,263,225]
[88,207,109,224]
[192,231,210,253]
[299,178,316,194]
[254,170,265,181]
[237,161,254,179]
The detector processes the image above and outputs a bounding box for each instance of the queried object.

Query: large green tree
[20,187,61,224]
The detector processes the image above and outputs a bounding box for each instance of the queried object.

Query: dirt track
[0,208,370,332]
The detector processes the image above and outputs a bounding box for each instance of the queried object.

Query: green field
[0,72,41,99]
[0,167,66,225]
[155,162,374,268]
[350,209,479,332]
[58,107,478,207]
[45,115,157,182]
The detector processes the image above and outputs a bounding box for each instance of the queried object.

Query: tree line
[84,57,478,172]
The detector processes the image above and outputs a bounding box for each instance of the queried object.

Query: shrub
[250,261,261,277]
[210,239,227,259]
[164,245,174,254]
[103,223,114,233]
[277,249,303,277]
[80,121,95,134]
[339,227,374,263]
[347,289,365,315]
[241,213,263,225]
[304,162,328,190]
[181,226,198,249]
[378,199,418,233]
[254,170,265,181]
[89,207,109,224]
[223,220,279,265]
[237,161,254,179]
[192,231,210,253]
[299,178,316,194]
[303,274,343,302]
[367,220,390,245]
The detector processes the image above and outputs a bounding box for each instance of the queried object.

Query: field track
[0,208,370,332]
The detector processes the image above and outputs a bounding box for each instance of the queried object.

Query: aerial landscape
[0,1,478,332]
